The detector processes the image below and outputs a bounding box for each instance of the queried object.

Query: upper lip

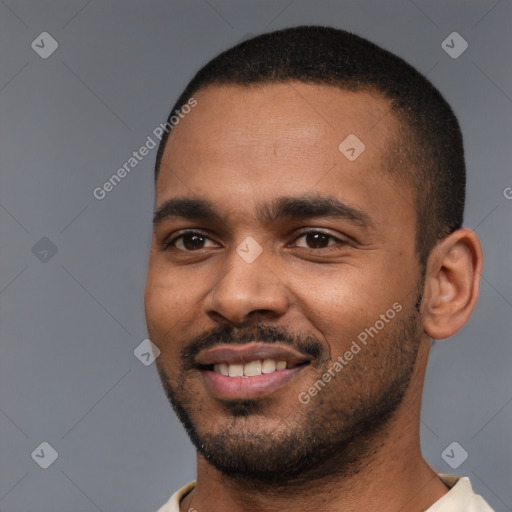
[195,342,311,366]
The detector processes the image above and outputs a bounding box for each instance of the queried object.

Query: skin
[144,83,483,511]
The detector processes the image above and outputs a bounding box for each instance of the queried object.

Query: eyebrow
[153,195,374,229]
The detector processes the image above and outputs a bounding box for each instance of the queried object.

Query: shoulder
[156,481,196,512]
[426,474,495,512]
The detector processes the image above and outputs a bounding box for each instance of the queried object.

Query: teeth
[213,363,229,376]
[262,359,276,373]
[244,360,261,376]
[213,359,290,377]
[228,364,244,377]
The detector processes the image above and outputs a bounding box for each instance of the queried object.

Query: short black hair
[155,25,465,270]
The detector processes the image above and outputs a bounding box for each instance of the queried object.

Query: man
[145,26,493,511]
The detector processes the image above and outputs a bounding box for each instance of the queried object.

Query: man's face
[145,83,425,483]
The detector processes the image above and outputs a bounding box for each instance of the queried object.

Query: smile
[212,359,302,377]
[195,342,312,400]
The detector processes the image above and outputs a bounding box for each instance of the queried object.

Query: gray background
[0,1,511,511]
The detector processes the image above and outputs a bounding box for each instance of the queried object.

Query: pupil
[184,234,204,250]
[307,232,329,248]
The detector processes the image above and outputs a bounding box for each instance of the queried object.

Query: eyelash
[163,229,347,252]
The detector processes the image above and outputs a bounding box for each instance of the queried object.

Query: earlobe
[422,229,483,340]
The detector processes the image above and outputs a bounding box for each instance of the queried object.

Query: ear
[422,228,483,340]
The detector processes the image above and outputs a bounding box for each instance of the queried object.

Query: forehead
[156,83,410,226]
[162,82,395,165]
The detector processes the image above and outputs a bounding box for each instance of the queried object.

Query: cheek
[144,285,185,375]
[144,259,210,364]
[145,256,199,314]
[144,269,188,348]
[285,264,408,354]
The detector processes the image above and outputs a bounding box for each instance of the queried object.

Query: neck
[180,338,449,512]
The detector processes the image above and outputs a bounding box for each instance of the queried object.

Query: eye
[292,230,345,249]
[165,231,219,251]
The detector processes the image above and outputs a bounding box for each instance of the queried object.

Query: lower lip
[201,366,306,401]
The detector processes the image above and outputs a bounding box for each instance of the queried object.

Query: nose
[204,243,290,325]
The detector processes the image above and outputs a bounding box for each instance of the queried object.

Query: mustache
[181,323,322,369]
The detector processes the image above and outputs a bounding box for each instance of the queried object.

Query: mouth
[195,342,312,401]
[207,358,307,377]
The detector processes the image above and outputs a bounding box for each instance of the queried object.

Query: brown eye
[181,234,206,250]
[304,232,331,248]
[294,231,340,249]
[167,231,219,251]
